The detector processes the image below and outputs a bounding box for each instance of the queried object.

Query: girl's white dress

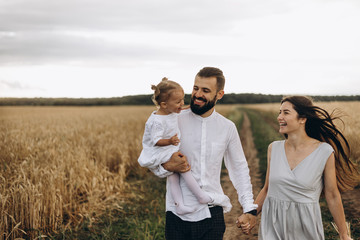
[138,112,179,169]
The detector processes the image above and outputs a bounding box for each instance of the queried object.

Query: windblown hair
[281,95,360,192]
[196,67,225,92]
[151,77,183,107]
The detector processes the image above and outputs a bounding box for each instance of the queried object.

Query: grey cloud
[0,30,196,66]
[0,0,293,66]
[0,80,47,97]
[0,79,46,92]
[0,79,26,90]
[0,0,291,33]
[0,0,330,67]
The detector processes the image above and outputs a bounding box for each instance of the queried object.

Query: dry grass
[0,106,154,239]
[0,104,239,239]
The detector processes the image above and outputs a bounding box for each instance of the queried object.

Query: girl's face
[277,101,306,135]
[163,88,184,114]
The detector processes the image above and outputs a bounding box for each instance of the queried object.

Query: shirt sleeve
[224,123,258,213]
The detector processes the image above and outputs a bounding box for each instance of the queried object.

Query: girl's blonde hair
[151,77,183,106]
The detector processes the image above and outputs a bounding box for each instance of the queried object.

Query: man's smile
[193,97,206,105]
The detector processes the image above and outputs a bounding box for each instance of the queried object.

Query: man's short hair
[196,67,225,92]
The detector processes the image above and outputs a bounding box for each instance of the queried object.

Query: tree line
[0,93,359,106]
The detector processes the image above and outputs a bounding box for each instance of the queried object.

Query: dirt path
[341,188,360,219]
[222,113,262,240]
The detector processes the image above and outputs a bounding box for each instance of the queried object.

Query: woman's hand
[339,234,352,240]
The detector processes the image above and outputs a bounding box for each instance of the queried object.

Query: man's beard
[190,95,217,115]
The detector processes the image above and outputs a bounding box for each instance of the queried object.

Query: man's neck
[200,108,215,118]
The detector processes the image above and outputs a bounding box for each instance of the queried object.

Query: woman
[241,96,359,239]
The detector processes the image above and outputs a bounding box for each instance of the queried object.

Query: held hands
[236,213,256,235]
[170,134,180,146]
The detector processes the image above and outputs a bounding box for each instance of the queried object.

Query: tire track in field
[222,112,262,240]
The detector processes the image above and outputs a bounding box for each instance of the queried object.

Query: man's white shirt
[150,108,257,221]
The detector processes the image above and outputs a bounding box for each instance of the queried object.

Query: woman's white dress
[259,140,333,240]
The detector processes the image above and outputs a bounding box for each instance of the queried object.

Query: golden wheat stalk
[331,221,351,238]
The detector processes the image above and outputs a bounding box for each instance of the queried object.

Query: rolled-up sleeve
[224,123,258,213]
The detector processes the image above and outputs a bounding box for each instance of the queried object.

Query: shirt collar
[190,108,217,121]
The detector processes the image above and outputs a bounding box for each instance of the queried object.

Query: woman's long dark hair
[281,96,359,192]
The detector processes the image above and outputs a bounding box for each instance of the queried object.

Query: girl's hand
[170,134,180,146]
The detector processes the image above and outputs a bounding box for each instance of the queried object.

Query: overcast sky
[0,0,359,98]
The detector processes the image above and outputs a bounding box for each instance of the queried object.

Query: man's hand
[236,213,256,235]
[162,152,190,173]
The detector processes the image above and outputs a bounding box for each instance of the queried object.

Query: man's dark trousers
[165,206,225,240]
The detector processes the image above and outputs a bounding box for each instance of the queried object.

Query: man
[149,67,257,239]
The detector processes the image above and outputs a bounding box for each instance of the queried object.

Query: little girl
[138,77,213,215]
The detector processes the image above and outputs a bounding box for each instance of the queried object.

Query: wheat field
[0,103,358,239]
[0,106,156,239]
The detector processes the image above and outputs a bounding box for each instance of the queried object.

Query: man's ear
[216,90,224,100]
